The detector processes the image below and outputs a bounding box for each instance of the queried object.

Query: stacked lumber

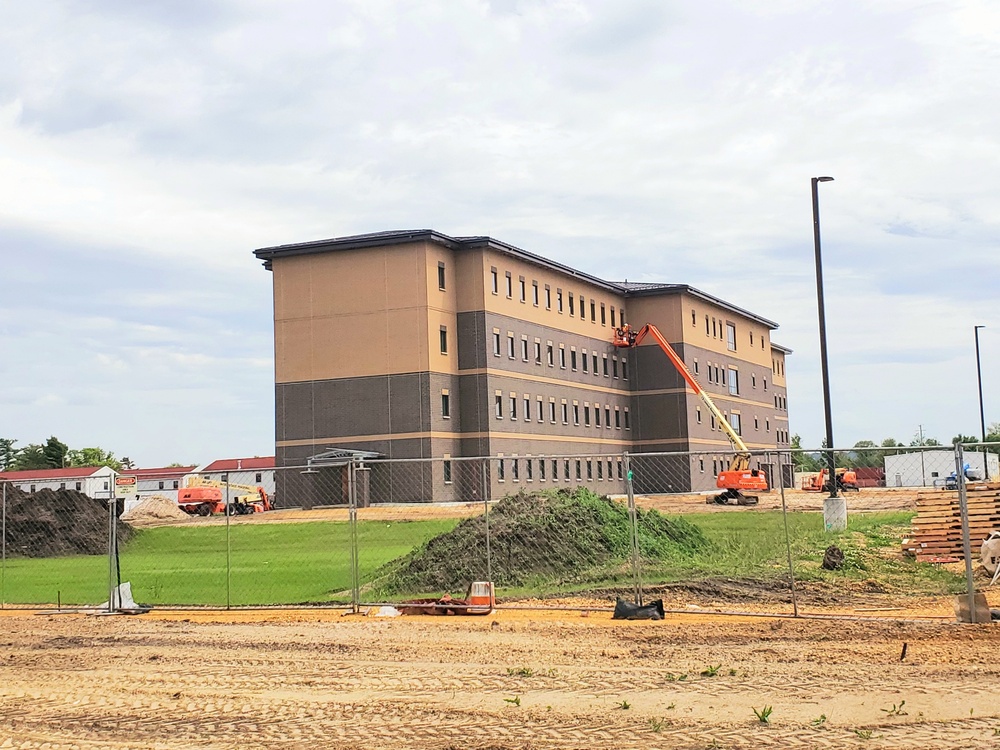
[902,483,1000,562]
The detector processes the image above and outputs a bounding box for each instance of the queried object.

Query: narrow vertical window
[441,391,450,418]
[439,326,448,354]
[532,281,539,306]
[492,331,501,356]
[611,307,616,328]
[590,300,596,322]
[557,289,563,312]
[491,267,498,294]
[727,322,737,351]
[519,276,526,302]
[443,458,452,483]
[505,271,512,298]
[600,303,606,325]
[437,262,446,290]
[568,292,574,316]
[545,285,551,309]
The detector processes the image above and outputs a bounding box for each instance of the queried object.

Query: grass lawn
[0,519,458,607]
[0,510,964,607]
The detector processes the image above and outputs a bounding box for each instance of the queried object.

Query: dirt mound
[377,488,707,595]
[1,485,132,558]
[121,495,191,527]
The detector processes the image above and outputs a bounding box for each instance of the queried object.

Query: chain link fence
[1,443,997,621]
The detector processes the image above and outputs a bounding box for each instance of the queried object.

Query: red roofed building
[0,466,116,498]
[193,457,276,500]
[127,466,197,505]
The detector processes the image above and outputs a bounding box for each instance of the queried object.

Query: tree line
[0,437,129,472]
[791,425,1000,472]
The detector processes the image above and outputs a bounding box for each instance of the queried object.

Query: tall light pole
[812,176,837,501]
[975,325,987,479]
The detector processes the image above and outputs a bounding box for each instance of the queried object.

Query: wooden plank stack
[902,482,1000,562]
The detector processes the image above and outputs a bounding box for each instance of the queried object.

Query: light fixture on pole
[975,325,987,479]
[811,176,837,500]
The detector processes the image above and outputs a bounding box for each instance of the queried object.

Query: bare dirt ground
[2,607,999,749]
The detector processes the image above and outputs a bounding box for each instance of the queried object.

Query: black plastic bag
[613,598,665,620]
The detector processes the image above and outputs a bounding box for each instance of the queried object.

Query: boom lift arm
[613,323,766,504]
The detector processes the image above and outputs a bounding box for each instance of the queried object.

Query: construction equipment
[178,476,271,516]
[801,467,859,493]
[612,323,766,505]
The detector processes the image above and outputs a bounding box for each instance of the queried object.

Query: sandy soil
[1,607,998,749]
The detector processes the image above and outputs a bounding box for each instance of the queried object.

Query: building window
[571,349,578,371]
[495,394,503,419]
[617,459,624,480]
[692,309,696,326]
[534,341,542,364]
[519,277,526,302]
[557,289,563,312]
[545,286,551,309]
[521,337,529,361]
[563,460,570,480]
[586,460,593,480]
[532,281,539,306]
[699,458,705,473]
[766,419,771,432]
[498,457,505,481]
[763,378,768,390]
[594,407,601,427]
[576,460,582,480]
[622,359,628,380]
[526,458,533,481]
[561,402,569,424]
[441,392,450,418]
[601,303,606,325]
[612,358,619,378]
[30,484,36,493]
[547,343,554,366]
[603,355,609,376]
[573,403,580,425]
[752,373,757,388]
[582,350,589,373]
[568,292,574,316]
[579,296,585,318]
[437,262,446,290]
[76,481,83,491]
[559,346,566,368]
[590,300,596,322]
[624,408,631,429]
[728,368,739,395]
[491,268,498,294]
[584,405,591,426]
[60,482,66,490]
[550,400,557,423]
[696,406,702,424]
[443,459,452,484]
[726,322,737,351]
[754,416,759,430]
[604,406,611,427]
[620,308,626,326]
[537,396,544,422]
[611,307,616,327]
[539,459,546,481]
[524,396,531,421]
[507,334,515,359]
[510,395,517,419]
[615,408,621,428]
[439,326,448,354]
[505,271,513,298]
[158,481,164,490]
[493,331,501,356]
[512,458,519,481]
[694,359,700,375]
[172,480,178,489]
[597,460,603,480]
[730,413,742,435]
[705,315,710,334]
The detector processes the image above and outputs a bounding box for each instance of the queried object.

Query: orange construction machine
[801,467,859,493]
[178,477,271,516]
[613,323,767,505]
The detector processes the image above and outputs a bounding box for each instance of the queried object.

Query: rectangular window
[617,460,623,480]
[594,407,601,427]
[590,300,596,322]
[763,378,768,390]
[491,268,498,294]
[495,394,503,419]
[507,333,515,358]
[586,459,593,480]
[611,307,616,328]
[592,353,599,375]
[549,399,557,423]
[579,296,585,318]
[172,480,178,489]
[582,350,589,372]
[76,481,83,491]
[561,402,569,424]
[526,458,533,481]
[534,341,542,364]
[699,458,705,473]
[519,277,526,302]
[604,406,611,427]
[443,458,452,484]
[603,354,609,376]
[523,396,531,421]
[694,359,700,375]
[696,406,702,424]
[624,408,631,429]
[729,368,739,395]
[547,343,554,366]
[521,337,529,361]
[539,459,546,481]
[612,357,619,378]
[255,473,262,483]
[600,303,606,325]
[532,281,539,306]
[505,271,513,298]
[537,396,544,422]
[576,460,582,480]
[498,456,505,481]
[705,314,710,334]
[726,322,737,351]
[571,349,578,371]
[545,285,551,309]
[559,346,566,368]
[510,395,517,419]
[557,289,563,312]
[615,408,621,428]
[573,403,580,425]
[607,459,613,479]
[512,458,519,481]
[493,331,501,356]
[597,460,603,480]
[620,308,626,325]
[730,413,742,435]
[622,358,628,380]
[568,292,574,316]
[752,373,757,388]
[439,326,448,354]
[584,405,591,426]
[437,262,446,290]
[564,460,570,480]
[441,392,450,418]
[766,419,770,432]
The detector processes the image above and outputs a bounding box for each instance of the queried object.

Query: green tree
[790,434,823,472]
[13,443,48,470]
[848,440,882,469]
[42,436,69,468]
[66,447,123,471]
[0,438,18,471]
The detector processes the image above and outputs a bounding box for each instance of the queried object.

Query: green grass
[0,519,458,607]
[0,509,965,607]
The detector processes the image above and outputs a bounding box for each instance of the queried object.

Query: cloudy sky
[1,0,998,466]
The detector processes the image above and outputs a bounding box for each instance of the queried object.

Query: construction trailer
[884,450,999,488]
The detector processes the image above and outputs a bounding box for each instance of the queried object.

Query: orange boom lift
[613,323,767,505]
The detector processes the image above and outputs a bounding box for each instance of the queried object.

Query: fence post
[776,451,799,617]
[2,482,5,608]
[348,459,361,612]
[623,452,642,606]
[225,475,232,609]
[107,495,117,613]
[955,443,978,623]
[481,458,492,583]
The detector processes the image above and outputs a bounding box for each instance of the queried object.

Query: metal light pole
[811,176,838,505]
[975,325,987,480]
